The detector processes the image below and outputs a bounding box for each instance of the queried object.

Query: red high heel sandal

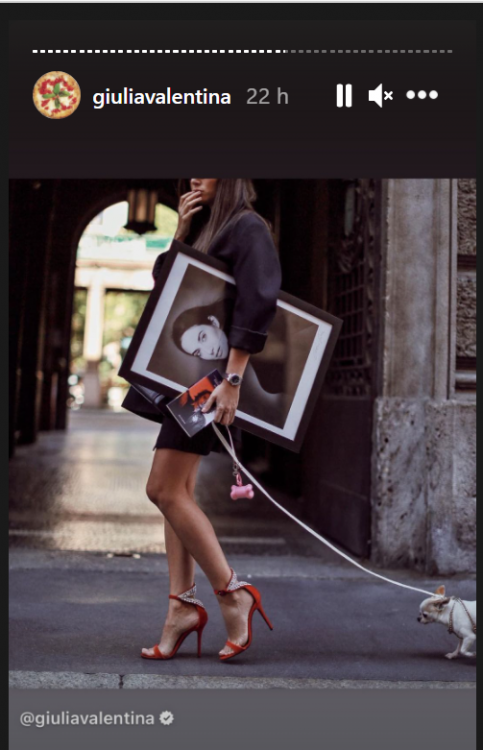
[215,568,273,661]
[141,583,208,660]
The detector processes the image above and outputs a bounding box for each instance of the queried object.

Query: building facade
[370,180,476,574]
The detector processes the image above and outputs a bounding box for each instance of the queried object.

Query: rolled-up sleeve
[227,215,282,354]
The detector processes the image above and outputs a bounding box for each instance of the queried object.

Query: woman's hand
[201,380,240,426]
[174,190,203,242]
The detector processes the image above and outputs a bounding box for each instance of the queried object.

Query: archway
[69,200,178,411]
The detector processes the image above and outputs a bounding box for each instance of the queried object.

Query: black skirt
[122,384,243,457]
[154,412,243,456]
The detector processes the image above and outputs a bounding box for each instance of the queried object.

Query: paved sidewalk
[9,550,476,688]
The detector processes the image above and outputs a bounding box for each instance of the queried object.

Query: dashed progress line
[32,49,453,54]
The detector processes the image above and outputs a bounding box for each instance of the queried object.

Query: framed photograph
[119,241,342,452]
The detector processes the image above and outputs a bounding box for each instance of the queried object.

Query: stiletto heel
[214,568,274,661]
[257,603,274,631]
[141,583,208,660]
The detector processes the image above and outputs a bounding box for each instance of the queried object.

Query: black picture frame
[119,240,342,453]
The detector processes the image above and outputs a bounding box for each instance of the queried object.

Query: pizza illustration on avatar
[33,71,81,119]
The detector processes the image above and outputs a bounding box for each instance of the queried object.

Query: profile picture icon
[33,71,81,118]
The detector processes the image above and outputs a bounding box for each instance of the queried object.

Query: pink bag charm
[226,427,254,500]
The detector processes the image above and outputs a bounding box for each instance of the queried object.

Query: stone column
[82,274,105,408]
[371,179,476,574]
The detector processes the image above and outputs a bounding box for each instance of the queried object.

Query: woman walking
[140,178,282,661]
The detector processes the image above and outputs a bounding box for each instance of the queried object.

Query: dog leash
[212,423,442,599]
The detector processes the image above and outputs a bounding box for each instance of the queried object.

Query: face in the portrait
[179,315,229,360]
[172,298,233,361]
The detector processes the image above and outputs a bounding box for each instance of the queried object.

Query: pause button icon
[336,84,352,108]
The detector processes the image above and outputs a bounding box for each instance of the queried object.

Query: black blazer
[122,211,282,424]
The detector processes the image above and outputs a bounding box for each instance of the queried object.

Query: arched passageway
[70,199,177,410]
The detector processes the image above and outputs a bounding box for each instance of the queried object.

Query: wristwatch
[223,372,243,387]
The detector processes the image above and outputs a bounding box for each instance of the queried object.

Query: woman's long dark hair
[177,178,270,253]
[172,298,235,354]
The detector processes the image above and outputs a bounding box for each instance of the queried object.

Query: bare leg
[142,460,200,657]
[163,458,199,594]
[147,448,232,586]
[142,448,255,658]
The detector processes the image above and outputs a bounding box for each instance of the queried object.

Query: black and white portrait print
[122,246,341,451]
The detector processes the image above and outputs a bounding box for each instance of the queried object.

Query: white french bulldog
[418,585,477,660]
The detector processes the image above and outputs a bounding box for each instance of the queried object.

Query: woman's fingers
[220,409,235,426]
[214,401,230,424]
[179,190,201,208]
[182,193,202,208]
[214,406,225,423]
[179,190,197,203]
[201,382,238,425]
[184,206,203,219]
[201,392,216,413]
[201,384,223,414]
[179,197,202,219]
[212,407,236,425]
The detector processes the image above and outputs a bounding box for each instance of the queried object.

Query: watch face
[228,374,241,385]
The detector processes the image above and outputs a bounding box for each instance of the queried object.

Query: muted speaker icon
[368,83,383,107]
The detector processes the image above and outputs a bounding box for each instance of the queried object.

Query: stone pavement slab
[9,671,121,689]
[9,671,476,690]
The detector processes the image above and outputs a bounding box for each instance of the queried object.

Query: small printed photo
[167,369,224,437]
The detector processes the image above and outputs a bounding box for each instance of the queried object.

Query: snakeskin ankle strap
[170,583,206,609]
[214,568,250,596]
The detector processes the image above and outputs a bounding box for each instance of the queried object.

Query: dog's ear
[435,585,446,596]
[435,597,451,608]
